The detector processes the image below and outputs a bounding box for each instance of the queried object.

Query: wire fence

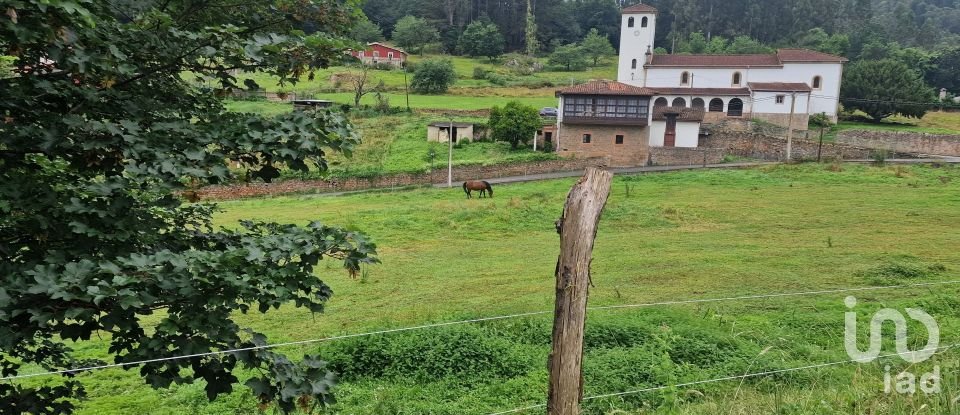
[4,278,959,382]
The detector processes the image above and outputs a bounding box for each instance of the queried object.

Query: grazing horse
[463,180,494,199]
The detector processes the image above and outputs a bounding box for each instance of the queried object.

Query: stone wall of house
[648,147,726,166]
[196,157,609,200]
[700,131,908,161]
[556,124,649,167]
[836,130,960,156]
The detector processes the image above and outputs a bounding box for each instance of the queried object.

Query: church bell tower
[618,3,658,86]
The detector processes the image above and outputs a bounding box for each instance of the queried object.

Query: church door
[664,115,677,147]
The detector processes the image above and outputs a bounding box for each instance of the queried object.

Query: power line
[487,343,960,415]
[3,279,959,382]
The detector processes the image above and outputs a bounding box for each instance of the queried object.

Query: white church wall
[752,92,810,114]
[649,121,700,148]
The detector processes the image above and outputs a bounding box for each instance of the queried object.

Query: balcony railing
[562,115,648,126]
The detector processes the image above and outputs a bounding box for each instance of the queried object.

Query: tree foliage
[410,59,456,93]
[548,43,589,71]
[459,20,505,60]
[352,19,385,43]
[581,28,615,67]
[391,15,439,55]
[489,101,542,150]
[841,59,936,121]
[0,1,379,413]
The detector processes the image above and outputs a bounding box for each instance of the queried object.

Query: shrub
[372,62,396,71]
[411,59,456,94]
[472,66,490,80]
[870,149,890,165]
[321,325,531,383]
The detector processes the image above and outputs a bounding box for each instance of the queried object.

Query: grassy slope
[825,112,960,141]
[218,105,556,177]
[46,163,960,414]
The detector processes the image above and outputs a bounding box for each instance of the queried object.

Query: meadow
[36,163,960,414]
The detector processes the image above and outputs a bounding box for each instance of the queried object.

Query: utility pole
[448,116,454,188]
[786,92,797,161]
[533,130,538,152]
[547,167,613,415]
[403,63,411,112]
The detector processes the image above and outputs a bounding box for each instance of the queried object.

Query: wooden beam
[547,167,613,415]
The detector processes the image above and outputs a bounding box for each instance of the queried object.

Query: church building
[554,2,847,166]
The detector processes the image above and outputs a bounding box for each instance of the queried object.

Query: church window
[728,98,744,116]
[641,17,649,28]
[628,17,635,28]
[632,59,637,69]
[681,72,690,85]
[708,98,724,112]
[732,72,742,86]
[776,95,786,104]
[813,76,822,90]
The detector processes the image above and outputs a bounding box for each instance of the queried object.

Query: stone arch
[654,97,669,107]
[727,98,744,116]
[708,98,724,112]
[692,98,705,109]
[672,97,687,107]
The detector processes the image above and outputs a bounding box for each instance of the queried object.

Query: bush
[472,66,490,80]
[411,59,456,94]
[502,52,544,75]
[870,149,890,165]
[372,62,396,71]
[321,325,531,383]
[485,72,511,86]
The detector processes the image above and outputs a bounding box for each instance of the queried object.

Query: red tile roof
[748,82,812,92]
[648,54,782,67]
[652,106,705,122]
[645,49,847,67]
[649,87,751,96]
[557,80,654,96]
[776,48,848,63]
[623,3,658,14]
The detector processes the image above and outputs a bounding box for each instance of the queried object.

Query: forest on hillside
[360,0,960,59]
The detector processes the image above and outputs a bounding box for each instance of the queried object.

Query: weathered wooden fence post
[547,167,613,415]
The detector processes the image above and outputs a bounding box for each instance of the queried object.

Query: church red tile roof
[648,54,783,67]
[776,48,849,63]
[649,87,751,96]
[748,82,812,92]
[652,106,705,122]
[557,80,654,96]
[645,49,847,68]
[623,3,658,14]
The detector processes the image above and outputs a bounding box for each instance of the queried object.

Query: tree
[841,59,937,122]
[489,101,542,150]
[348,66,385,107]
[352,19,385,44]
[411,59,456,93]
[459,20,505,61]
[392,15,440,55]
[0,1,379,413]
[581,28,615,66]
[524,0,540,56]
[548,43,589,71]
[725,36,774,54]
[930,46,960,92]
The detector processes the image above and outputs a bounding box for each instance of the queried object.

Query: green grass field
[33,163,960,414]
[825,112,960,141]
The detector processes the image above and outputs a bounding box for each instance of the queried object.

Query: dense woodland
[361,0,960,53]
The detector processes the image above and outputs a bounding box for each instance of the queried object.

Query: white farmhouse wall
[782,63,843,117]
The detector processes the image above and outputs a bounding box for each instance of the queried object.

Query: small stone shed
[427,122,475,144]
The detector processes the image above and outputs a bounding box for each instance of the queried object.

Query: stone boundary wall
[197,157,610,200]
[836,130,960,156]
[701,131,912,162]
[648,147,726,166]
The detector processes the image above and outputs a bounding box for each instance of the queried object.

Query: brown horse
[463,180,493,199]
